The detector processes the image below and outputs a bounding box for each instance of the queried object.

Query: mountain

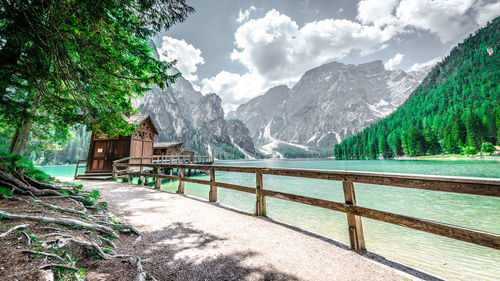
[229,60,430,157]
[335,17,499,159]
[134,73,259,160]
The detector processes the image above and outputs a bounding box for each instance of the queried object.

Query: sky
[154,0,500,113]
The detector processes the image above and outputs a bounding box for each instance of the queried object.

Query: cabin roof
[154,142,183,149]
[124,115,159,135]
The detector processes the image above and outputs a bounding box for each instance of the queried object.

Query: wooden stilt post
[139,157,144,183]
[255,172,266,216]
[178,168,185,194]
[209,167,217,202]
[342,181,365,252]
[155,167,161,189]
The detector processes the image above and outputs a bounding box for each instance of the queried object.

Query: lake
[39,159,500,280]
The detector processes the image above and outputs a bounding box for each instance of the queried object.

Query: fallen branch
[0,210,118,238]
[0,224,29,238]
[22,250,67,263]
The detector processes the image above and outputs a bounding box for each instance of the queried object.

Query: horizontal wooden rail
[113,159,500,252]
[261,190,500,249]
[114,163,500,197]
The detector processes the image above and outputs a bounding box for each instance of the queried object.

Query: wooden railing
[73,159,87,178]
[112,162,500,252]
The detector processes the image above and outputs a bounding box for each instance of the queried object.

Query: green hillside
[334,17,499,159]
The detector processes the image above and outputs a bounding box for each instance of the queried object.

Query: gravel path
[73,179,436,281]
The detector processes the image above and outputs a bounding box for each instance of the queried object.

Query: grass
[0,186,12,196]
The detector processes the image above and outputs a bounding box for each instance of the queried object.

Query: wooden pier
[112,160,500,252]
[74,155,213,180]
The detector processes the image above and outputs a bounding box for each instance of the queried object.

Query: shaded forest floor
[0,180,150,281]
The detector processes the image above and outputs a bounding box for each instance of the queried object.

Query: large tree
[0,0,194,155]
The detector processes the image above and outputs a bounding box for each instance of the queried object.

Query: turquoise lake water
[39,159,500,280]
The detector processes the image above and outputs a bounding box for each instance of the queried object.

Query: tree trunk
[9,121,33,156]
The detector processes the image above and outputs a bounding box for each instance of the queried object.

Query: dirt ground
[0,189,143,281]
[72,179,441,281]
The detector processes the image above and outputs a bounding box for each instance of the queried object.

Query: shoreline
[394,155,500,161]
[35,155,500,167]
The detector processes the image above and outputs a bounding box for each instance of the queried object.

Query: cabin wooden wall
[129,119,155,165]
[86,135,131,172]
[153,144,182,155]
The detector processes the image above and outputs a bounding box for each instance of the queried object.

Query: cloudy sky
[154,0,499,113]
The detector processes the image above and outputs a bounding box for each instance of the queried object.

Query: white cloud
[358,0,497,43]
[200,71,279,113]
[203,9,399,112]
[231,9,395,82]
[202,2,496,112]
[474,1,500,26]
[357,0,399,27]
[158,36,205,81]
[384,53,404,70]
[396,0,478,42]
[408,57,441,72]
[237,6,256,23]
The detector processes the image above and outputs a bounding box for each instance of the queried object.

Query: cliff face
[229,60,431,155]
[134,73,257,159]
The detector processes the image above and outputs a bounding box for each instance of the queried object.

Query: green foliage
[0,151,50,181]
[59,189,69,195]
[335,18,499,159]
[0,186,12,196]
[481,142,496,154]
[81,198,95,207]
[464,146,477,155]
[0,0,194,155]
[90,190,100,200]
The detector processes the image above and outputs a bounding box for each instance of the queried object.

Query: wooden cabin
[85,115,158,173]
[153,142,183,155]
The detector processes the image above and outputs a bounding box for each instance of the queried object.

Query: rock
[229,60,433,154]
[38,269,54,281]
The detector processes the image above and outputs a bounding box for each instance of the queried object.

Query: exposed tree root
[34,199,87,216]
[40,264,78,271]
[99,235,117,249]
[21,231,31,245]
[70,239,129,260]
[0,210,119,238]
[98,220,142,239]
[22,250,67,263]
[129,256,147,281]
[0,167,147,280]
[0,224,30,238]
[0,170,61,197]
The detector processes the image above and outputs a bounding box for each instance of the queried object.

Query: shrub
[481,142,496,154]
[0,186,12,196]
[463,146,477,155]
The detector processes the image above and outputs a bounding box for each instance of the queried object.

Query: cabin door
[90,140,113,171]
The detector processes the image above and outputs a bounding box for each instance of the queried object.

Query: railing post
[342,181,365,252]
[209,167,217,202]
[74,160,80,179]
[178,168,185,194]
[155,167,161,189]
[112,161,117,180]
[255,172,266,216]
